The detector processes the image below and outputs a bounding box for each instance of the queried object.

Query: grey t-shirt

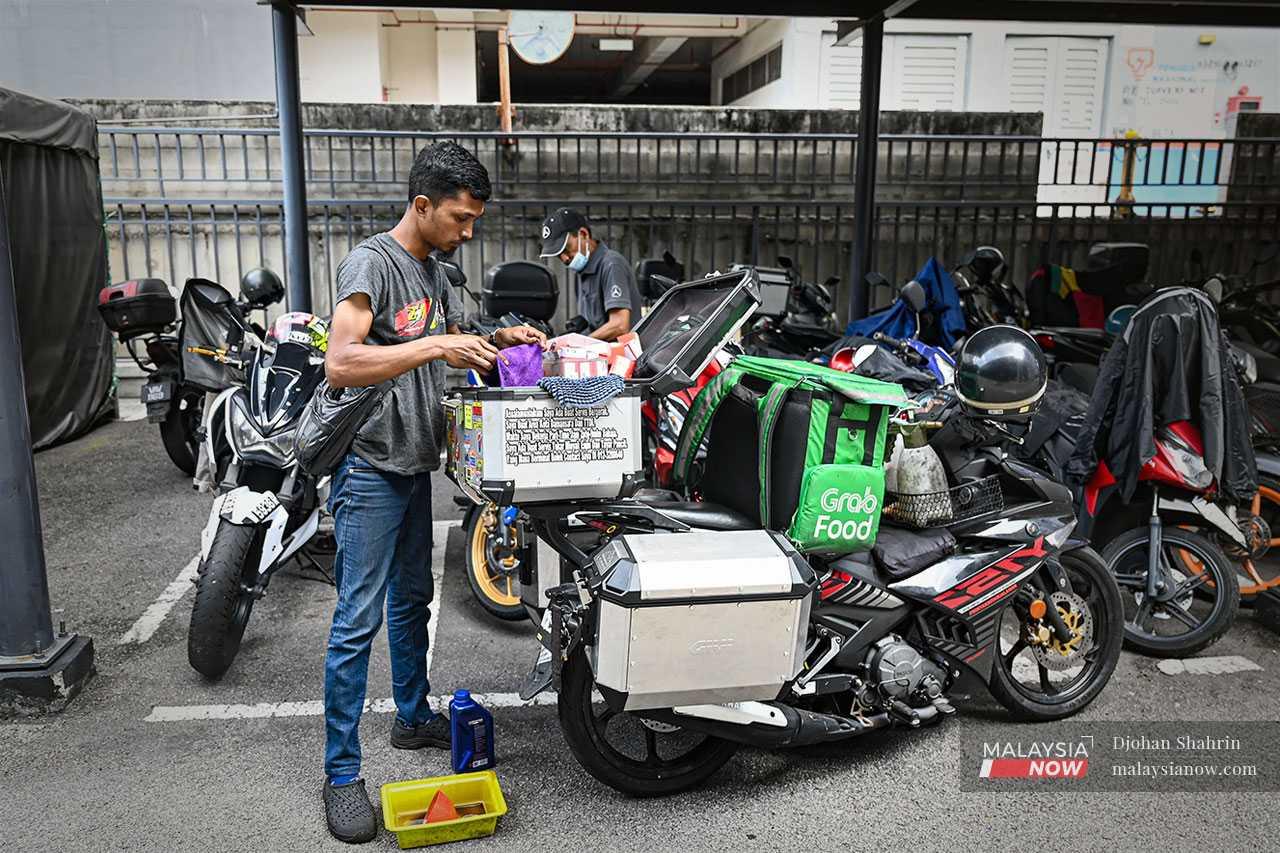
[577,242,642,332]
[334,233,463,476]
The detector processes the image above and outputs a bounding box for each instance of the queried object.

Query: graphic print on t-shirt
[395,296,433,338]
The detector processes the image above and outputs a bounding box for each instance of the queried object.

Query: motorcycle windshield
[247,340,326,433]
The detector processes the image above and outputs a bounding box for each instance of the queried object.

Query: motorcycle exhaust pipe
[642,704,891,749]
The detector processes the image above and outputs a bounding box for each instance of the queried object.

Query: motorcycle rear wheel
[1104,526,1239,658]
[188,521,261,679]
[464,507,526,621]
[558,649,738,797]
[158,390,203,476]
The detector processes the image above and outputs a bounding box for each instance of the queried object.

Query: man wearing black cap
[538,208,643,341]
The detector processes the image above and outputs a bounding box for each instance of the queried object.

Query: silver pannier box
[591,529,817,711]
[445,269,760,505]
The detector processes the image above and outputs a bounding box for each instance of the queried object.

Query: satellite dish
[507,11,575,65]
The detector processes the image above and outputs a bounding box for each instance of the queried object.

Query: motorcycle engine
[865,635,926,700]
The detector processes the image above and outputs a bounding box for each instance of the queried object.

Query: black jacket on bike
[1065,287,1257,502]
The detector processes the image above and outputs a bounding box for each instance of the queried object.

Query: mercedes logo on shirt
[542,225,551,239]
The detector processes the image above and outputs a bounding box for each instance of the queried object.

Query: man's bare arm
[590,307,632,341]
[325,294,496,388]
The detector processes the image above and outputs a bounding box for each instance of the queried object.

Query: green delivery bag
[787,464,884,554]
[673,355,907,554]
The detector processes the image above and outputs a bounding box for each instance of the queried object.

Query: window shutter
[885,35,968,110]
[820,31,863,110]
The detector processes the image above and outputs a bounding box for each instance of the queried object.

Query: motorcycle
[186,280,332,679]
[740,255,842,359]
[513,403,1121,796]
[97,270,281,475]
[484,271,1121,796]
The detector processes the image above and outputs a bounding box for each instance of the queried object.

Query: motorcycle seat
[635,497,758,532]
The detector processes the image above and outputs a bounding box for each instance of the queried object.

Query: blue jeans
[324,452,436,779]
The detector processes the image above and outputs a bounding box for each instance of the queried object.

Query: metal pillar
[848,16,885,324]
[272,1,312,313]
[0,163,95,714]
[0,168,53,658]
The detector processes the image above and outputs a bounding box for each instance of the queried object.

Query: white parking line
[145,691,555,722]
[1155,655,1262,676]
[117,555,201,645]
[117,520,458,647]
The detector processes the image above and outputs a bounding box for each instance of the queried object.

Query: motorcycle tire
[557,649,739,797]
[987,546,1123,721]
[159,390,203,476]
[464,507,526,622]
[1103,526,1239,658]
[188,521,261,679]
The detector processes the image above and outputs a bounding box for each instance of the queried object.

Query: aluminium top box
[445,269,760,506]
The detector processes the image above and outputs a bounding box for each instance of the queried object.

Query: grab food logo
[979,738,1091,780]
[814,486,878,541]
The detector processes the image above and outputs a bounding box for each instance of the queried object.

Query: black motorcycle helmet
[955,325,1047,420]
[965,246,1007,285]
[240,267,285,308]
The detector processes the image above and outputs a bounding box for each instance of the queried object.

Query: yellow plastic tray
[381,770,507,849]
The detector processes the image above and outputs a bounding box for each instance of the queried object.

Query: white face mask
[568,239,590,272]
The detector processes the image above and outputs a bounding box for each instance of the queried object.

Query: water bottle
[449,690,495,773]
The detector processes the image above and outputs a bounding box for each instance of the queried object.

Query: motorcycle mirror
[864,271,890,292]
[901,279,928,313]
[439,259,467,288]
[187,278,236,311]
[777,255,793,269]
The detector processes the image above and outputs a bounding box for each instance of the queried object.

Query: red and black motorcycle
[1079,421,1245,657]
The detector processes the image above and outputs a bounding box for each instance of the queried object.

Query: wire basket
[882,475,1004,529]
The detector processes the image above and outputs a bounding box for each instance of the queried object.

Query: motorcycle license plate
[141,380,175,405]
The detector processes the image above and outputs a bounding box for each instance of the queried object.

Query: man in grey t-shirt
[538,208,642,340]
[319,142,543,844]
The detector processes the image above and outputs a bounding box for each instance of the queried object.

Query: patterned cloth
[538,375,626,408]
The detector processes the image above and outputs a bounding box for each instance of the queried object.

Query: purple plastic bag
[497,343,545,387]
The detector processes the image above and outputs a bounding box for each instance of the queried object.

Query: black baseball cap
[538,208,588,258]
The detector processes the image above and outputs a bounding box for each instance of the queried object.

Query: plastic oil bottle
[449,690,495,773]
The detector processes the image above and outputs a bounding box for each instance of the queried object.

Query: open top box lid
[630,268,760,397]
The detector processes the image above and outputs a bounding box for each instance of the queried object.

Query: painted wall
[383,22,440,104]
[718,18,1280,141]
[298,10,384,104]
[0,0,276,102]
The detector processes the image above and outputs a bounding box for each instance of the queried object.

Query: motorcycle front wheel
[188,520,261,679]
[558,649,739,797]
[988,546,1123,720]
[1104,526,1239,658]
[464,506,526,621]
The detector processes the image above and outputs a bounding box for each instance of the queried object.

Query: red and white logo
[979,738,1091,780]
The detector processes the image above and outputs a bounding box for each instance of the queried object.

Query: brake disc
[1032,591,1093,671]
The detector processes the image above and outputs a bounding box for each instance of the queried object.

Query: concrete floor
[2,417,1279,852]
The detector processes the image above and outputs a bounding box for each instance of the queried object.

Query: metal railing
[103,195,1280,324]
[98,126,1280,201]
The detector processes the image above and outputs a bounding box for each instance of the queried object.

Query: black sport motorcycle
[185,281,331,679]
[515,393,1123,797]
[98,270,282,475]
[740,255,842,359]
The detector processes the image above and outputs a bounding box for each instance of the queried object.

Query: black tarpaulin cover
[0,88,113,448]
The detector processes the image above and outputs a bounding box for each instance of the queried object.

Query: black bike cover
[0,88,113,448]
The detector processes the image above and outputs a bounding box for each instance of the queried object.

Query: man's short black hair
[408,141,491,205]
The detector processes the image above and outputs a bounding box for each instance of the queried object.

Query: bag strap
[671,364,742,486]
[756,378,799,527]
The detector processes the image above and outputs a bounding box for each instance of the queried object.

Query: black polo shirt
[577,242,642,333]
